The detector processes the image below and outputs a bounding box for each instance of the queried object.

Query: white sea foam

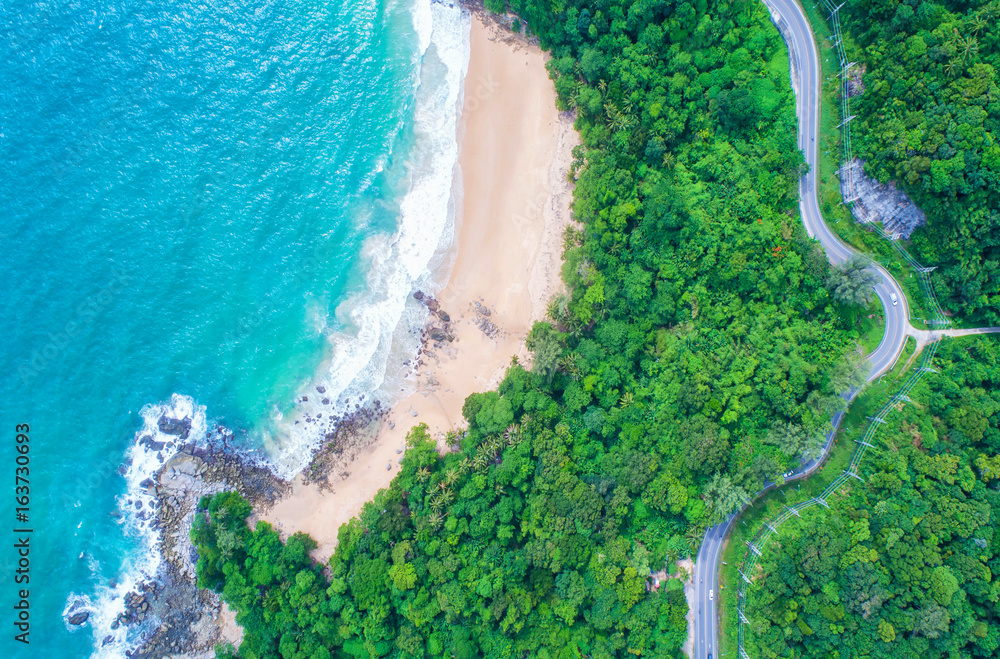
[66,394,208,658]
[265,0,471,477]
[74,2,473,654]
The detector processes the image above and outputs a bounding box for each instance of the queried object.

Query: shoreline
[113,11,579,658]
[258,13,578,562]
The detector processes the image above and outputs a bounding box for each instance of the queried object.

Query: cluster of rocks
[414,290,456,345]
[115,419,293,657]
[305,399,390,486]
[472,300,500,339]
[113,585,157,630]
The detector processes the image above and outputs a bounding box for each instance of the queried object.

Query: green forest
[840,0,1000,322]
[189,0,997,658]
[745,338,1000,657]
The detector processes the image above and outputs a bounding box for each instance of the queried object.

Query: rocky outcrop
[125,434,289,658]
[839,158,926,239]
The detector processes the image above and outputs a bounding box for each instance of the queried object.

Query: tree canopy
[841,0,1000,322]
[189,0,911,656]
[746,338,1000,658]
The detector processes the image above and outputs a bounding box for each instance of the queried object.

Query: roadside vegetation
[839,0,1000,323]
[735,338,1000,658]
[720,2,1000,654]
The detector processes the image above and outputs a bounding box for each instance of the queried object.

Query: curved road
[691,1,912,656]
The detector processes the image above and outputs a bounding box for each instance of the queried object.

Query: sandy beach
[259,14,579,562]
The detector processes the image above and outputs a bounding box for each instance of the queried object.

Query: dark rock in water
[135,500,143,510]
[140,435,166,451]
[437,310,450,322]
[427,298,440,312]
[413,290,425,301]
[118,464,128,476]
[68,612,90,625]
[157,416,191,439]
[301,396,308,402]
[316,385,326,394]
[103,636,114,647]
[139,478,154,490]
[322,398,330,405]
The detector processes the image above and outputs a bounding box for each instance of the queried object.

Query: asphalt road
[691,1,912,656]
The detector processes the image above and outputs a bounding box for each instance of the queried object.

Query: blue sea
[0,0,469,655]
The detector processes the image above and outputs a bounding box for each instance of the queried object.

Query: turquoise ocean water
[0,0,469,655]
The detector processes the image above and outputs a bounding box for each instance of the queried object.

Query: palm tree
[444,469,460,487]
[962,35,979,64]
[487,435,503,454]
[970,15,987,36]
[661,152,676,170]
[428,512,444,529]
[825,255,878,307]
[618,392,634,409]
[559,352,582,380]
[416,466,431,483]
[685,525,706,554]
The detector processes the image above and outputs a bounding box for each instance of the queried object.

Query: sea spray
[45,1,472,656]
[4,0,433,655]
[65,394,208,657]
[265,0,471,476]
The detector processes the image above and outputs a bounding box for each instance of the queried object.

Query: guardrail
[821,0,951,326]
[735,2,954,655]
[736,340,940,654]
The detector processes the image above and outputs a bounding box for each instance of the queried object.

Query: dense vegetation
[746,337,1000,657]
[190,0,880,656]
[840,0,1000,321]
